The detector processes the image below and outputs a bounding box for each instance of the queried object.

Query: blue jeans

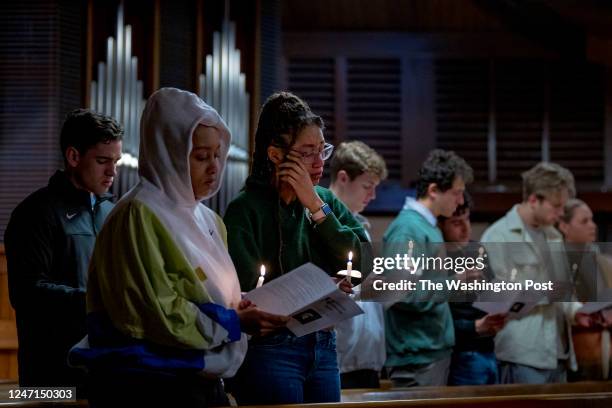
[232,330,340,404]
[388,356,451,387]
[448,351,499,385]
[499,360,567,384]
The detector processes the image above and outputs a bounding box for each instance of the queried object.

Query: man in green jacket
[383,149,473,387]
[4,109,122,394]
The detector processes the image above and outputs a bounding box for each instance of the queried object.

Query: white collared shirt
[403,197,437,227]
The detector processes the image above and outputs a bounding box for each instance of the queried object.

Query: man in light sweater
[481,162,587,384]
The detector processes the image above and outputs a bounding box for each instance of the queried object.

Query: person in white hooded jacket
[70,88,287,407]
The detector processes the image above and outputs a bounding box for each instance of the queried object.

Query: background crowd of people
[5,88,612,407]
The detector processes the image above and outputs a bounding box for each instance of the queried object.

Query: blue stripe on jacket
[197,302,241,342]
[70,310,213,373]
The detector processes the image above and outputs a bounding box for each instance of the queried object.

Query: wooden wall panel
[284,32,606,191]
[0,0,84,243]
[435,59,489,181]
[0,244,18,381]
[282,0,505,32]
[346,58,402,180]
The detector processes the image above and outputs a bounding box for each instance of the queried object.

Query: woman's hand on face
[236,304,290,337]
[277,152,323,213]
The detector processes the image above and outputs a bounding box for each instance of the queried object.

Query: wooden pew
[340,380,612,401]
[250,392,612,408]
[0,403,87,408]
[251,382,612,407]
[0,393,611,408]
[1,381,611,407]
[0,244,19,381]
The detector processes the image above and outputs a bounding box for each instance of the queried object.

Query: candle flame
[348,251,353,261]
[260,265,266,277]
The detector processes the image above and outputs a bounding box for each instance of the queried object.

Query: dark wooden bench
[1,381,611,407]
[340,380,612,401]
[248,392,612,408]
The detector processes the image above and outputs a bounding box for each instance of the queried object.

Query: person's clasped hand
[455,267,483,283]
[574,311,600,329]
[333,277,354,295]
[601,309,612,328]
[236,299,290,337]
[475,313,508,337]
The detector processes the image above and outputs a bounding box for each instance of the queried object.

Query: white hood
[139,87,231,205]
[119,88,241,308]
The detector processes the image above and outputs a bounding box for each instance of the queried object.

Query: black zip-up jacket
[448,243,496,353]
[4,170,113,392]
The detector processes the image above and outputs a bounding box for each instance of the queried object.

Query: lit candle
[256,265,266,288]
[346,251,353,284]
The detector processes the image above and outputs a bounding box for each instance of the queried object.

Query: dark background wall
[4,0,612,240]
[280,0,612,238]
[0,0,282,241]
[0,0,85,242]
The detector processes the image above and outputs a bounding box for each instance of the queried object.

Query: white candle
[510,268,517,282]
[256,265,266,288]
[346,251,353,284]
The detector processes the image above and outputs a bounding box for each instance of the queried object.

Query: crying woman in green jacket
[224,91,369,405]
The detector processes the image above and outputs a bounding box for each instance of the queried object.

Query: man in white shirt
[329,141,387,388]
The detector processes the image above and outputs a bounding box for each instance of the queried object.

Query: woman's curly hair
[250,91,324,182]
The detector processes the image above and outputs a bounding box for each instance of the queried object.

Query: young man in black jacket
[4,109,122,395]
[438,192,507,385]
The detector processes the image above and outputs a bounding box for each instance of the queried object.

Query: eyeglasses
[289,143,334,164]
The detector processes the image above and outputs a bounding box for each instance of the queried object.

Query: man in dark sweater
[438,191,506,385]
[4,109,122,394]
